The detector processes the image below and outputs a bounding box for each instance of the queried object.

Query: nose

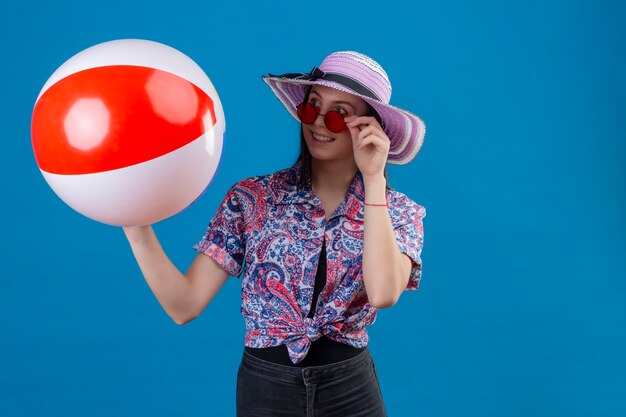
[312,111,326,128]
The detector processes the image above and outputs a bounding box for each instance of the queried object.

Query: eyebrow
[310,89,357,112]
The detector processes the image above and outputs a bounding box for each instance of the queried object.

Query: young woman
[123,51,426,417]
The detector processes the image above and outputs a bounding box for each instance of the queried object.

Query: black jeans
[236,346,387,417]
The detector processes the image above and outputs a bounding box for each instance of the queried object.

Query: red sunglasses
[296,102,348,133]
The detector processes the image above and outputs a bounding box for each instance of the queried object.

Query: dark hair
[295,86,392,190]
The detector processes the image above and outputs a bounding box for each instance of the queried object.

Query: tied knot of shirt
[302,317,323,341]
[284,317,326,364]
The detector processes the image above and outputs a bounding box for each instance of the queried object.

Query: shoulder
[385,189,427,227]
[226,165,297,202]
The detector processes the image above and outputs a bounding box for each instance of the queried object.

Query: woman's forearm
[123,225,195,324]
[362,175,407,308]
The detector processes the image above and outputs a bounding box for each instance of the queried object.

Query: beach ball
[31,39,225,226]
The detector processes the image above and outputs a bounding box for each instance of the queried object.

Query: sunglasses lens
[297,102,318,124]
[325,111,346,133]
[297,102,346,133]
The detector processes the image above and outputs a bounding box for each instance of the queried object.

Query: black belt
[244,336,366,367]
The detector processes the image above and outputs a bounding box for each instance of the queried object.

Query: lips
[312,132,335,143]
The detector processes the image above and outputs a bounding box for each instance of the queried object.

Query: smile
[312,132,335,143]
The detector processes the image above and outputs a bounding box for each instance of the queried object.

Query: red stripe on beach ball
[32,65,216,175]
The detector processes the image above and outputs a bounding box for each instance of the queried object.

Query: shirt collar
[272,160,366,222]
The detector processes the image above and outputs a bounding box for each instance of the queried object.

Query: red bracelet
[364,202,388,207]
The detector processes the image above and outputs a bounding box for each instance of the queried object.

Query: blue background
[1,0,625,416]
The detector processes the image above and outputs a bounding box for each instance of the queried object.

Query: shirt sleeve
[192,185,246,278]
[393,200,426,291]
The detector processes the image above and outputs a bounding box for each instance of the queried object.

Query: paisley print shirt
[193,161,426,364]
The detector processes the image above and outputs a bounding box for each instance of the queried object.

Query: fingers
[345,116,382,139]
[345,115,389,153]
[346,119,361,141]
[357,135,377,150]
[357,134,389,151]
[346,115,380,130]
[356,125,379,141]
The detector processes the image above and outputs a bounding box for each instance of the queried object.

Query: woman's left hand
[345,116,390,179]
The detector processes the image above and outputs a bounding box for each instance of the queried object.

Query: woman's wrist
[122,224,153,243]
[362,173,386,185]
[363,174,387,205]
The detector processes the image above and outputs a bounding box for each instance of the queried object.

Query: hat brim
[262,75,426,165]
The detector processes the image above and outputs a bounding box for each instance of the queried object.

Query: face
[301,85,369,165]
